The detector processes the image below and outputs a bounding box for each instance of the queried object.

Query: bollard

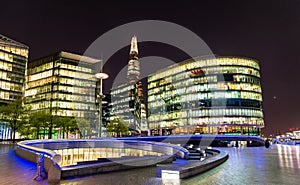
[33,154,46,181]
[265,139,270,148]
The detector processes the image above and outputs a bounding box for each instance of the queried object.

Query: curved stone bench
[15,139,189,183]
[162,148,228,179]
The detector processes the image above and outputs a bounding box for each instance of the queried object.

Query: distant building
[293,131,300,139]
[109,36,147,133]
[148,56,264,136]
[0,34,29,139]
[101,93,111,126]
[24,51,100,130]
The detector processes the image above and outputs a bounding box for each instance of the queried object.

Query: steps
[187,148,206,160]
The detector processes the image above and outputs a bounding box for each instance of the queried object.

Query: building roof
[0,34,29,49]
[147,55,260,77]
[28,51,101,68]
[59,51,101,64]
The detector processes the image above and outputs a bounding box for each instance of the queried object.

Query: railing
[17,140,60,161]
[16,140,62,183]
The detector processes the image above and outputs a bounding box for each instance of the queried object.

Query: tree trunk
[12,128,16,143]
[10,127,13,140]
[36,128,40,139]
[12,121,16,143]
[62,127,66,139]
[48,125,52,139]
[43,127,46,139]
[48,119,53,139]
[66,127,69,139]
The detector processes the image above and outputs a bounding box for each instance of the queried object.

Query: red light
[190,68,205,77]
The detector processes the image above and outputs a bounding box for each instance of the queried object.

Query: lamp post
[95,72,109,137]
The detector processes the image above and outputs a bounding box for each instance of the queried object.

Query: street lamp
[95,72,109,137]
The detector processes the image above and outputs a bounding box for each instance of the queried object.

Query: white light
[95,72,109,79]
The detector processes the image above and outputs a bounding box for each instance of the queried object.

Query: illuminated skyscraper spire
[127,35,140,82]
[130,35,138,57]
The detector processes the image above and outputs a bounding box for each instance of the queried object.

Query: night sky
[2,0,300,135]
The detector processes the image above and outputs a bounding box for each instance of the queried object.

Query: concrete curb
[162,148,228,179]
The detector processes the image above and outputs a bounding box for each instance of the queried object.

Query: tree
[55,117,79,139]
[55,116,71,139]
[67,118,80,138]
[106,117,129,137]
[76,118,91,138]
[18,116,33,139]
[29,111,51,139]
[0,99,29,142]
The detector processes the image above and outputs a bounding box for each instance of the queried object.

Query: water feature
[0,143,299,185]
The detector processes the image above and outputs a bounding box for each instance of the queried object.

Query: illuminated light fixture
[95,69,109,137]
[95,72,109,80]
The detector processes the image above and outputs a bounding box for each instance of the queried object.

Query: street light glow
[95,72,109,79]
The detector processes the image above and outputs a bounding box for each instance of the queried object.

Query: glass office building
[0,34,29,139]
[110,81,147,133]
[24,51,100,125]
[0,34,29,105]
[148,56,264,136]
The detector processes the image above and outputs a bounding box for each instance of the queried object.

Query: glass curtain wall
[148,56,264,136]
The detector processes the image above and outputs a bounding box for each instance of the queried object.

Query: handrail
[17,139,189,160]
[17,140,61,162]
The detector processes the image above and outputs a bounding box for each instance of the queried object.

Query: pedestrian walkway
[0,144,47,185]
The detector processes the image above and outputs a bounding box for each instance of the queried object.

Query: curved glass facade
[147,56,264,136]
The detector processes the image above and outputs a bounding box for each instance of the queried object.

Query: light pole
[95,72,109,137]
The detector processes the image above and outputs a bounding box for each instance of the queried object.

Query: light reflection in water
[182,145,300,185]
[277,144,300,169]
[297,146,300,169]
